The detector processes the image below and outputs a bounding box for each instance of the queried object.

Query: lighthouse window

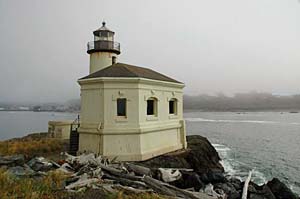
[100,32,108,37]
[117,98,126,116]
[147,98,157,116]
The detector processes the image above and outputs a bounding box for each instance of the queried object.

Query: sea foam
[186,118,300,125]
[213,143,267,185]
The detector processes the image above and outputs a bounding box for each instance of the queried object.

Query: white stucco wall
[89,52,118,74]
[78,77,186,161]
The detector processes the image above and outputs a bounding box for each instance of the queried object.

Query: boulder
[0,154,25,166]
[170,171,205,191]
[7,165,36,177]
[27,157,54,172]
[267,178,298,199]
[200,171,227,184]
[140,135,224,174]
[248,182,276,199]
[214,182,241,199]
[228,178,243,191]
[185,135,224,173]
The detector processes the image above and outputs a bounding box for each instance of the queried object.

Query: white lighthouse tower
[87,22,121,74]
[78,22,187,161]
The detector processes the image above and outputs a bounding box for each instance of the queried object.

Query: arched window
[169,98,177,115]
[147,97,157,116]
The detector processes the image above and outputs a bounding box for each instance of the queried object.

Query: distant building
[18,106,30,111]
[77,22,187,161]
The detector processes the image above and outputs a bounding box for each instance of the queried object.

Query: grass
[0,168,69,199]
[115,192,167,199]
[0,138,66,157]
[72,190,168,199]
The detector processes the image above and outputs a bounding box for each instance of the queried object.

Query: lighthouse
[77,22,187,161]
[87,22,121,74]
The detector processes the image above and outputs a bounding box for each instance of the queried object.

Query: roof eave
[78,77,185,88]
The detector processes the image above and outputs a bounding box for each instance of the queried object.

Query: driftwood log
[142,175,202,199]
[124,163,152,176]
[242,170,253,199]
[103,173,148,189]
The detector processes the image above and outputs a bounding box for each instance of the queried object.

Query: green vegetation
[0,169,68,199]
[115,192,166,199]
[0,138,65,157]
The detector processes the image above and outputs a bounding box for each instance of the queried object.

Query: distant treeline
[184,92,300,111]
[2,92,300,112]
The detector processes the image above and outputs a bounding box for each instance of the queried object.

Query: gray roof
[80,63,182,84]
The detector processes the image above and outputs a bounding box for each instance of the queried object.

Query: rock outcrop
[267,178,298,199]
[140,135,299,199]
[140,135,224,174]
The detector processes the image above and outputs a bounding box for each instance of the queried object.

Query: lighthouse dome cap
[93,21,115,34]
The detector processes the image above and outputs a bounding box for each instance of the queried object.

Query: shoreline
[1,109,300,113]
[0,133,299,198]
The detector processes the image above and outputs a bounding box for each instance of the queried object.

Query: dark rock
[140,135,224,175]
[214,182,241,199]
[228,178,243,191]
[7,165,36,177]
[27,157,53,172]
[229,191,241,199]
[267,178,298,199]
[0,154,25,166]
[170,171,205,191]
[185,135,224,173]
[200,171,227,184]
[248,183,276,199]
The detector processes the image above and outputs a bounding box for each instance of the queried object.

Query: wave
[185,118,300,125]
[213,143,267,185]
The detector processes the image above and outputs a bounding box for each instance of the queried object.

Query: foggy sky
[0,0,300,103]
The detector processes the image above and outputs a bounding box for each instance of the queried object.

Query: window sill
[115,116,128,122]
[146,115,158,121]
[169,114,179,119]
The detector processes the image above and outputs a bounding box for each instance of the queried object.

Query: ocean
[185,111,300,195]
[0,111,299,194]
[0,111,77,140]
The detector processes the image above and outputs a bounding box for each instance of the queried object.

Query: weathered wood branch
[65,178,100,190]
[103,173,148,189]
[100,165,142,181]
[141,176,177,197]
[242,170,253,199]
[124,163,152,176]
[142,175,202,199]
[112,184,153,194]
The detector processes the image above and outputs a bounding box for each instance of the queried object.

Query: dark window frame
[117,98,127,117]
[147,97,157,116]
[169,99,177,115]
